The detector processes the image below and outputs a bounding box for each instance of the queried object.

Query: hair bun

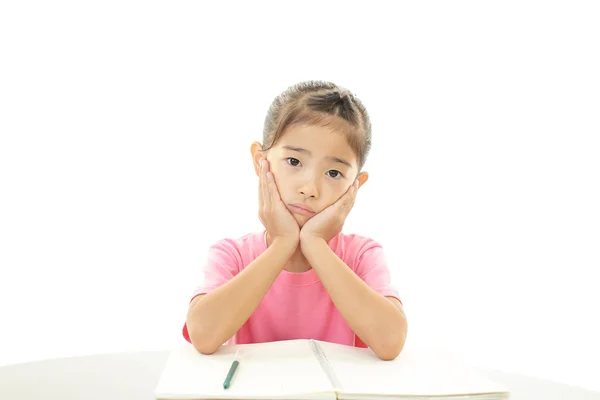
[327,91,344,104]
[339,90,353,102]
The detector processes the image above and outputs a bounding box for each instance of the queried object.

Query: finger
[266,168,280,203]
[265,165,287,208]
[261,159,271,209]
[260,159,270,210]
[258,158,264,204]
[339,180,359,212]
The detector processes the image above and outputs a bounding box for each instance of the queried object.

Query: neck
[265,231,312,273]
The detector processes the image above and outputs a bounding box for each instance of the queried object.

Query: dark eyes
[285,158,343,179]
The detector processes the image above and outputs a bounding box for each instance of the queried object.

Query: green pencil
[223,350,241,389]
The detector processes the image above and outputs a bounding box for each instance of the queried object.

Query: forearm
[302,238,407,360]
[187,238,297,354]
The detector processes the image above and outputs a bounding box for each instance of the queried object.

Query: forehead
[275,124,358,165]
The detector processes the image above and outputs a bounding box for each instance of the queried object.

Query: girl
[182,81,407,360]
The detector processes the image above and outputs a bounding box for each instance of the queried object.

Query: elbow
[186,297,224,355]
[374,337,405,361]
[374,321,408,361]
[195,343,221,355]
[187,322,223,355]
[194,339,220,355]
[190,329,222,355]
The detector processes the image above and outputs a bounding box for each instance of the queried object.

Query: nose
[299,175,319,199]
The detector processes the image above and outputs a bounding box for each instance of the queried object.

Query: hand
[300,179,360,245]
[258,158,300,244]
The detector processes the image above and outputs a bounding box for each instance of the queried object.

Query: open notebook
[154,339,510,400]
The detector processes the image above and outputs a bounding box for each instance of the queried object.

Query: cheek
[269,164,291,192]
[267,156,288,175]
[334,183,352,199]
[268,159,283,175]
[316,186,343,208]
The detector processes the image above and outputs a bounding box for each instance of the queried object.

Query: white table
[1,350,599,400]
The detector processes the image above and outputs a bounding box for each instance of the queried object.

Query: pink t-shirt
[182,230,400,348]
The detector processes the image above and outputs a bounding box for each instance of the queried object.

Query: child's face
[257,124,367,227]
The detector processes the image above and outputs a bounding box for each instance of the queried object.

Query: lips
[288,204,315,216]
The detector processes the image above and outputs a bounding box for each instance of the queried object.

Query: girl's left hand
[300,179,360,245]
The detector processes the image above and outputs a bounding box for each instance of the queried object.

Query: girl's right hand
[258,158,300,244]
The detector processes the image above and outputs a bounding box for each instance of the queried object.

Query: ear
[250,141,265,176]
[356,171,369,189]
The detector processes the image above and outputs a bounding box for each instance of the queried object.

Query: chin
[294,216,305,227]
[293,214,312,228]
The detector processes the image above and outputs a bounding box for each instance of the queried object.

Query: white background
[1,0,599,393]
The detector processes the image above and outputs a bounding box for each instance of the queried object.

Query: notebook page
[317,341,509,398]
[155,340,335,400]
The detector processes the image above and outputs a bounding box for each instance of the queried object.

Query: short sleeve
[182,239,242,342]
[190,239,242,299]
[355,240,401,304]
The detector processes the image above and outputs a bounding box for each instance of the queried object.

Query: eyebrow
[282,146,353,168]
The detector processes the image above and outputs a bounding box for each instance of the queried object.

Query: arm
[186,237,296,354]
[301,237,407,360]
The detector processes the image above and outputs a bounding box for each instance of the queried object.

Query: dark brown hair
[261,80,372,171]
